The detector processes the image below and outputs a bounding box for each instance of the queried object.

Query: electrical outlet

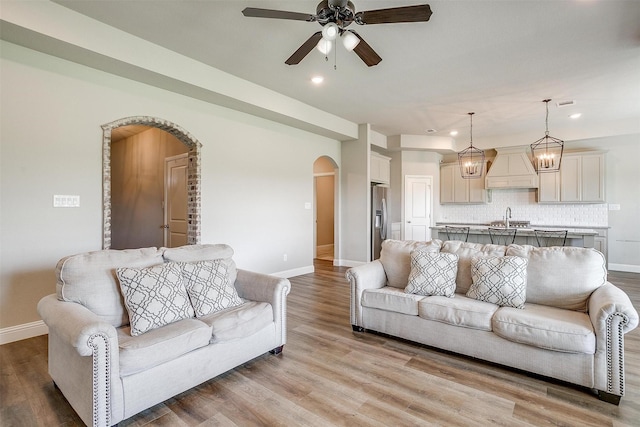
[283,254,288,261]
[53,195,80,207]
[609,204,621,211]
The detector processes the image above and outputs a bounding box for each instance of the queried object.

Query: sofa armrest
[37,294,118,356]
[38,294,123,426]
[345,260,387,328]
[234,269,291,345]
[589,282,639,397]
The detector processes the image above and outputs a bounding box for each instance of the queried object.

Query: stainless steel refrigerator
[371,184,388,260]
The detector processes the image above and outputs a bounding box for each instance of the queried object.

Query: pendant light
[458,112,485,179]
[530,99,564,173]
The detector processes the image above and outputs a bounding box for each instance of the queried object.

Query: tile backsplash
[438,189,608,227]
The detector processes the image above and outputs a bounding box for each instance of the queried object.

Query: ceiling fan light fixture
[321,22,339,41]
[341,30,360,51]
[316,38,333,55]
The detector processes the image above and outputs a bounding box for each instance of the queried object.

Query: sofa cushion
[362,287,425,316]
[181,259,243,317]
[379,239,442,288]
[56,247,164,327]
[492,303,595,354]
[418,295,498,331]
[505,245,606,311]
[117,318,212,376]
[163,244,237,285]
[405,251,458,298]
[117,262,195,336]
[466,256,528,309]
[199,301,274,343]
[441,241,506,294]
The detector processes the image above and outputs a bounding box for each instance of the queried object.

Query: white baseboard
[609,263,640,274]
[0,320,48,345]
[272,265,315,278]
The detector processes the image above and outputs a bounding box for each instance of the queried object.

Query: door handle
[161,225,170,229]
[407,221,411,223]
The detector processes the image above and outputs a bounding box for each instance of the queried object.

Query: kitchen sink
[488,220,531,229]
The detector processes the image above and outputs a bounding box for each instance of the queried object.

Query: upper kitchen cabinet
[440,162,487,204]
[538,152,606,203]
[370,151,391,184]
[485,146,539,189]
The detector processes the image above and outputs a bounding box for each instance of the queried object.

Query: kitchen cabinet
[593,228,608,266]
[538,152,605,203]
[370,152,391,184]
[440,162,487,204]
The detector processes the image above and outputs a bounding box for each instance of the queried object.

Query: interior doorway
[101,116,202,249]
[404,175,433,241]
[313,156,338,261]
[110,126,188,249]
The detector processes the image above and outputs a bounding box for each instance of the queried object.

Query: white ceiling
[53,0,640,147]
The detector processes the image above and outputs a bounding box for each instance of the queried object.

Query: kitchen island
[431,224,599,248]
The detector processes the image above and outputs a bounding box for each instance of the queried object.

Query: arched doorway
[313,156,338,262]
[101,116,201,249]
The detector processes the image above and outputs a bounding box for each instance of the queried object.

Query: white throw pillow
[181,260,243,317]
[117,262,195,336]
[405,251,458,298]
[467,256,528,309]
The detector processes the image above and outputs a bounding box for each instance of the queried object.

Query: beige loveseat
[38,244,290,426]
[346,239,638,404]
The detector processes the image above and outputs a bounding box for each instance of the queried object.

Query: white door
[404,175,433,241]
[164,154,188,247]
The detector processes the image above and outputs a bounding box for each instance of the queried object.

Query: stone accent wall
[101,116,202,249]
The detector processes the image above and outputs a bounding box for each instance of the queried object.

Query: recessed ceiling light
[450,130,459,136]
[311,76,324,84]
[425,128,437,134]
[569,113,582,119]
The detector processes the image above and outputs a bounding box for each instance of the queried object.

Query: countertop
[432,223,599,236]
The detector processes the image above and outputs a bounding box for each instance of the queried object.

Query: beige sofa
[37,244,290,427]
[346,239,638,404]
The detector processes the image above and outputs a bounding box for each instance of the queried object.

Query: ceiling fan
[242,1,433,67]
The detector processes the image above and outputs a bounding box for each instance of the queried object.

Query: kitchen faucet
[505,207,512,228]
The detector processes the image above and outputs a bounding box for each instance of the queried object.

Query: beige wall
[0,41,342,331]
[111,127,187,249]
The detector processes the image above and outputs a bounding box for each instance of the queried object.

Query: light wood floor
[1,263,639,426]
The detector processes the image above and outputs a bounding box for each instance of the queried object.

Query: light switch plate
[54,195,80,207]
[608,204,621,211]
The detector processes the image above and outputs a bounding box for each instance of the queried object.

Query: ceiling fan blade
[242,7,315,22]
[285,32,323,65]
[356,4,433,25]
[352,32,382,67]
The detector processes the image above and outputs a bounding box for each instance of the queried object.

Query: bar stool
[445,226,470,242]
[534,229,568,247]
[488,227,517,245]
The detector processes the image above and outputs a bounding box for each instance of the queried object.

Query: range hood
[485,146,539,189]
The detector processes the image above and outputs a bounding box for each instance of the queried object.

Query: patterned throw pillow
[116,262,195,336]
[181,260,244,317]
[405,251,459,297]
[467,256,528,308]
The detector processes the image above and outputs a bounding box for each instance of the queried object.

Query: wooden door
[164,154,188,247]
[404,175,432,241]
